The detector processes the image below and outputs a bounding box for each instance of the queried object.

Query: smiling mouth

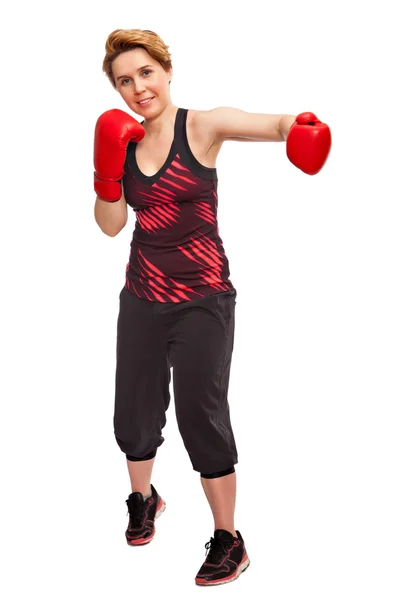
[137,97,155,106]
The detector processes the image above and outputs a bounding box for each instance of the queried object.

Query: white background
[1,0,399,598]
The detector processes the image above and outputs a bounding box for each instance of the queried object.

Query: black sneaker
[125,484,166,546]
[195,529,250,586]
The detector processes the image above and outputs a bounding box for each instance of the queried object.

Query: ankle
[131,486,152,499]
[143,489,152,501]
[215,526,237,538]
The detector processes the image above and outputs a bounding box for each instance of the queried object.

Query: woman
[93,28,330,587]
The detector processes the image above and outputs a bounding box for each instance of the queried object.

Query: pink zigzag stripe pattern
[177,231,229,293]
[133,154,217,232]
[124,143,233,302]
[135,248,202,303]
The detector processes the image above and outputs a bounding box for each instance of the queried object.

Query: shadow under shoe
[125,484,166,546]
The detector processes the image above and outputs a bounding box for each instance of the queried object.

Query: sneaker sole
[195,554,250,586]
[126,499,166,546]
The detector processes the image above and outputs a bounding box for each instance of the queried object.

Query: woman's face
[112,47,172,117]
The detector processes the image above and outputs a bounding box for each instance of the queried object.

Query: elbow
[105,224,126,237]
[97,221,126,237]
[94,212,127,237]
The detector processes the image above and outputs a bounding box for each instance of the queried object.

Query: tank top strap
[174,108,217,181]
[173,107,188,146]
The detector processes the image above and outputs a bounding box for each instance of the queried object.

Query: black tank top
[122,107,235,303]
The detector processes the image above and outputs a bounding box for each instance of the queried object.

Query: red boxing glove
[286,112,331,175]
[94,109,145,202]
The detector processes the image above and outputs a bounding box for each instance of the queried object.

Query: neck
[143,103,178,137]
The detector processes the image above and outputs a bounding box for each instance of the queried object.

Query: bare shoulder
[185,109,223,165]
[188,107,232,140]
[187,109,216,142]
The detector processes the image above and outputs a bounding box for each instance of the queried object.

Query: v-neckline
[133,107,181,186]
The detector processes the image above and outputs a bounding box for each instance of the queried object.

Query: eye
[120,70,152,86]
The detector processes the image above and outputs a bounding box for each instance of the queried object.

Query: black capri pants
[113,286,238,476]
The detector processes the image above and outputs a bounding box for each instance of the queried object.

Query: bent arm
[94,181,128,237]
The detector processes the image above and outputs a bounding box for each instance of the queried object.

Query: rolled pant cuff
[200,466,235,479]
[126,449,157,462]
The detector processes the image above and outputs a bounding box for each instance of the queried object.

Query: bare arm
[94,180,128,237]
[200,107,296,143]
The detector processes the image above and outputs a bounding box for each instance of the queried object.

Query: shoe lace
[204,536,233,564]
[126,498,146,528]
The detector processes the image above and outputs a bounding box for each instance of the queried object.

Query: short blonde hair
[102,29,172,88]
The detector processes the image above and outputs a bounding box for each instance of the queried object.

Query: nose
[132,78,146,95]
